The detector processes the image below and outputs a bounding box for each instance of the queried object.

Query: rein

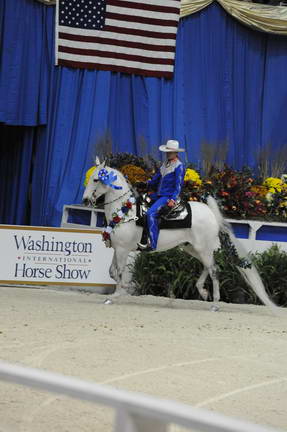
[103,189,131,207]
[102,177,136,206]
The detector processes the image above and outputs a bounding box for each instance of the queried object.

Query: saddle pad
[136,202,192,229]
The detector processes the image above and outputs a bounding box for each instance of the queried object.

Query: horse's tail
[207,196,278,313]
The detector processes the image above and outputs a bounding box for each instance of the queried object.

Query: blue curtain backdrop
[0,125,34,224]
[0,0,287,226]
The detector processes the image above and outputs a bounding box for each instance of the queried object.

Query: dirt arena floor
[0,286,287,432]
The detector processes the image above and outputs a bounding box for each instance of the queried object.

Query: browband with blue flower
[98,168,123,190]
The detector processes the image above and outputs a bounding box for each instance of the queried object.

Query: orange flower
[251,185,268,197]
[120,164,149,185]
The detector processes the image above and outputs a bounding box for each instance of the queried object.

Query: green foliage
[213,248,257,305]
[131,245,287,307]
[131,248,203,300]
[253,245,287,307]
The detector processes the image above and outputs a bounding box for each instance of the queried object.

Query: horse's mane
[108,166,138,197]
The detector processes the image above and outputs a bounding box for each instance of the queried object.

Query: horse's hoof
[113,288,128,297]
[104,299,113,305]
[210,304,220,312]
[199,289,208,301]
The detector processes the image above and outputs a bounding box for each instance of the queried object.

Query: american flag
[55,0,181,79]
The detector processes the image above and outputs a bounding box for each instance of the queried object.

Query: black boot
[137,217,151,251]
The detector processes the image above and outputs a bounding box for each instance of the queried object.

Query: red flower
[113,215,121,223]
[126,201,132,209]
[220,191,229,197]
[102,231,110,241]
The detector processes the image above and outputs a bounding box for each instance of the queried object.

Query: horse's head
[82,157,123,206]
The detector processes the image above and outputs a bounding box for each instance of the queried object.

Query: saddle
[136,194,192,229]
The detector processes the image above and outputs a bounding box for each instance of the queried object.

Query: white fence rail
[0,361,281,432]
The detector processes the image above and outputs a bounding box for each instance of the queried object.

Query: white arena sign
[0,225,115,287]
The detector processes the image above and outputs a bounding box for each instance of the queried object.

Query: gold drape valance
[180,0,287,35]
[37,0,287,35]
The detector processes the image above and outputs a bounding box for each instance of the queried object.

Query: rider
[138,140,185,251]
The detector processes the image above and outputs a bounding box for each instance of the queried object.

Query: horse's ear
[103,159,106,168]
[95,156,101,166]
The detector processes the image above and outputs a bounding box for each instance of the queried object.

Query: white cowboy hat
[159,139,185,153]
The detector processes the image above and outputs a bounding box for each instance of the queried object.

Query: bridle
[91,177,136,207]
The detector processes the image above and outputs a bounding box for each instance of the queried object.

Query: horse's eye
[93,178,99,183]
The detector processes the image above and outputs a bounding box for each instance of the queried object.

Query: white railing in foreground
[0,361,281,432]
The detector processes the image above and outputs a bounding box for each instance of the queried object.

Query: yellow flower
[84,166,96,187]
[263,177,283,193]
[184,168,202,185]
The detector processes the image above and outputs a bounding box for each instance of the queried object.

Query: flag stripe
[59,26,176,40]
[108,0,180,7]
[59,45,174,64]
[58,52,174,71]
[58,26,176,45]
[105,12,178,27]
[59,38,175,57]
[107,0,179,14]
[104,24,177,38]
[58,59,173,78]
[59,32,176,52]
[105,18,177,34]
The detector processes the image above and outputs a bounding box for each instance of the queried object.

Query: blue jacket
[148,159,185,201]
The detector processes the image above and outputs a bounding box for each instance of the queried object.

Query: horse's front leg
[113,247,131,296]
[109,250,118,282]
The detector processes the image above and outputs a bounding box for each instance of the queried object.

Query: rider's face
[166,152,178,161]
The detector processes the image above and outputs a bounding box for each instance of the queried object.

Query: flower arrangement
[120,164,149,185]
[182,166,269,219]
[102,196,136,245]
[105,152,159,172]
[263,177,286,194]
[184,168,202,185]
[182,168,203,202]
[83,153,287,223]
[250,185,269,197]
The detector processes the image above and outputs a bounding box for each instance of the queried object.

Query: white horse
[83,159,277,311]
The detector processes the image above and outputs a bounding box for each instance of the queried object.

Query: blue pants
[147,196,169,250]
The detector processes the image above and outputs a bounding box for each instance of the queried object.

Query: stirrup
[137,242,153,252]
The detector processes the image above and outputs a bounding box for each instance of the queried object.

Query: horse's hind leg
[181,243,220,303]
[199,252,220,303]
[208,262,220,303]
[196,268,209,301]
[180,243,209,301]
